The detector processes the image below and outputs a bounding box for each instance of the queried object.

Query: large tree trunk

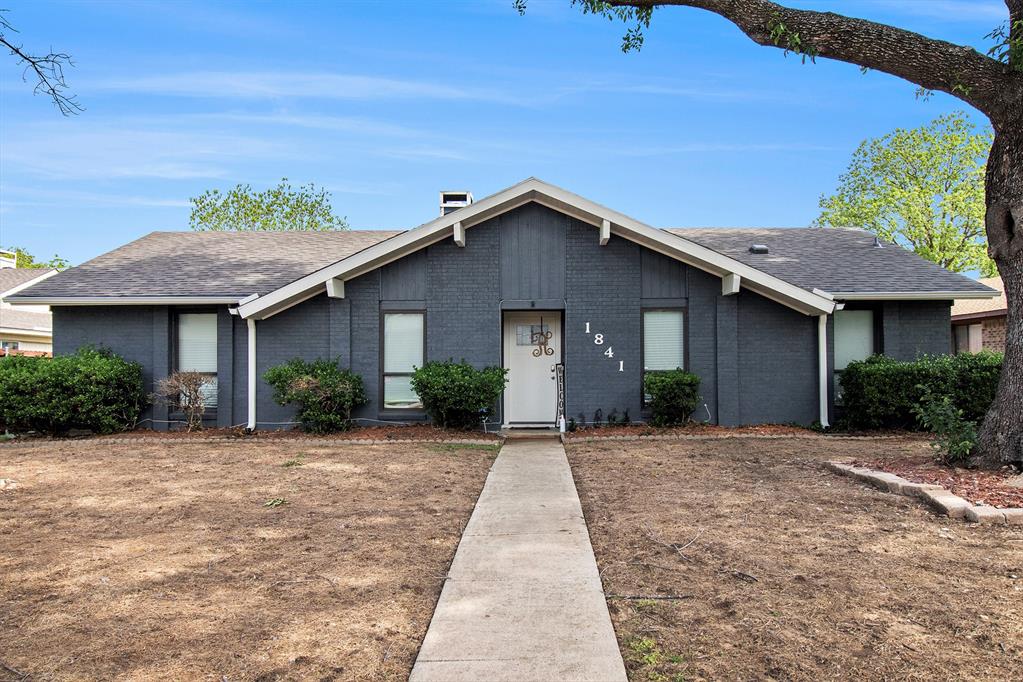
[975,127,1023,466]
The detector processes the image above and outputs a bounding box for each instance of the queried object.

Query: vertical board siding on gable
[641,249,687,300]
[564,219,644,423]
[737,291,818,425]
[380,249,427,301]
[499,203,567,302]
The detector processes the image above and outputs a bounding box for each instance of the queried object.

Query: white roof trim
[6,296,244,306]
[0,269,59,298]
[0,326,52,337]
[238,178,836,319]
[832,291,997,301]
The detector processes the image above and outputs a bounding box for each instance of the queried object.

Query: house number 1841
[585,322,623,372]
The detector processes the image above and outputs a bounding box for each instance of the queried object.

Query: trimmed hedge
[839,352,1001,430]
[0,348,144,435]
[410,360,508,430]
[263,357,367,433]
[644,370,702,426]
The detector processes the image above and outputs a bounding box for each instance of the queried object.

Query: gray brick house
[9,179,997,430]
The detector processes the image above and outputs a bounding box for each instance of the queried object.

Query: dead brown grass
[0,440,497,681]
[568,437,1023,682]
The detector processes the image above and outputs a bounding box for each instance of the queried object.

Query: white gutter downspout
[818,314,830,429]
[247,318,257,431]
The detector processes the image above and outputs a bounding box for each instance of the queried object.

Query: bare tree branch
[0,10,82,116]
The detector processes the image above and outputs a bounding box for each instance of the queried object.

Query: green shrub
[912,387,978,465]
[644,370,701,426]
[410,360,508,430]
[263,358,367,433]
[839,352,1001,430]
[0,347,144,435]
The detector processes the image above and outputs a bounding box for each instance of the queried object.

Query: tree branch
[604,0,1018,121]
[0,12,82,116]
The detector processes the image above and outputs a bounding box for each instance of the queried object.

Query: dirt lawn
[568,437,1023,681]
[0,440,497,681]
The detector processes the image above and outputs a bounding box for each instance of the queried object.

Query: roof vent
[440,190,473,216]
[873,236,884,248]
[749,244,769,254]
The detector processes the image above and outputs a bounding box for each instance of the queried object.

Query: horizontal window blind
[383,375,422,409]
[384,313,424,373]
[177,313,217,373]
[834,310,874,370]
[643,310,684,371]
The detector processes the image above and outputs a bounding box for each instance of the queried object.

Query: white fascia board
[599,219,610,245]
[238,177,835,319]
[0,326,52,338]
[325,278,345,299]
[453,221,465,247]
[5,296,244,306]
[0,269,59,298]
[831,291,998,300]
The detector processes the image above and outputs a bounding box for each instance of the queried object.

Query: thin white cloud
[1,187,190,208]
[2,127,291,181]
[91,71,521,103]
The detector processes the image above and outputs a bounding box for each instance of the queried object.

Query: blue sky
[0,0,1004,266]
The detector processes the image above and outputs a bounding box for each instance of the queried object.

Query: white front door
[503,311,561,425]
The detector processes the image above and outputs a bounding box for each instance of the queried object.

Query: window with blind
[643,310,685,402]
[176,312,218,408]
[833,308,876,404]
[382,312,424,409]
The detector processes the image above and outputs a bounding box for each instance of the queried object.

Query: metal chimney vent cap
[749,244,769,254]
[439,190,474,216]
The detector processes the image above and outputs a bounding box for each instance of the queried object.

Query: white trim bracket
[326,277,345,299]
[453,221,465,247]
[722,273,741,296]
[599,219,611,246]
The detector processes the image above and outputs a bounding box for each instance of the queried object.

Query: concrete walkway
[410,438,627,681]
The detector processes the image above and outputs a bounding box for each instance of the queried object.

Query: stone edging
[0,437,499,449]
[563,433,917,444]
[826,461,1023,525]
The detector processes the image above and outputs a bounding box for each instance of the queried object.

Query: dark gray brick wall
[737,291,819,425]
[564,221,644,424]
[883,300,952,360]
[687,268,718,423]
[348,272,382,420]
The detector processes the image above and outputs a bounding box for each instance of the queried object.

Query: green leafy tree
[2,246,69,270]
[515,0,1023,467]
[189,178,349,232]
[815,112,993,275]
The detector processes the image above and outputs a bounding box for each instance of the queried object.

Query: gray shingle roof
[0,307,52,333]
[665,227,996,295]
[0,268,55,296]
[16,231,403,299]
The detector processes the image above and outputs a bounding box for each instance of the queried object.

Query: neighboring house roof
[667,228,995,299]
[951,276,1006,321]
[0,308,52,335]
[9,178,998,319]
[11,231,401,300]
[0,268,57,296]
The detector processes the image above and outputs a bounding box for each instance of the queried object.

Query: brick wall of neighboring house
[982,315,1007,352]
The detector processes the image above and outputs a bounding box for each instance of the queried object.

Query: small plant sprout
[282,455,305,467]
[263,497,288,508]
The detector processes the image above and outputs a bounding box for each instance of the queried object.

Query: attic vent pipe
[749,244,769,254]
[873,236,884,248]
[440,190,473,216]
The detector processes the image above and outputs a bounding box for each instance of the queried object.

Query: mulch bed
[5,424,501,443]
[854,455,1023,509]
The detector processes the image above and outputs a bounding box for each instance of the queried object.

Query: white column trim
[818,314,830,429]
[453,221,465,247]
[599,218,610,245]
[247,318,257,430]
